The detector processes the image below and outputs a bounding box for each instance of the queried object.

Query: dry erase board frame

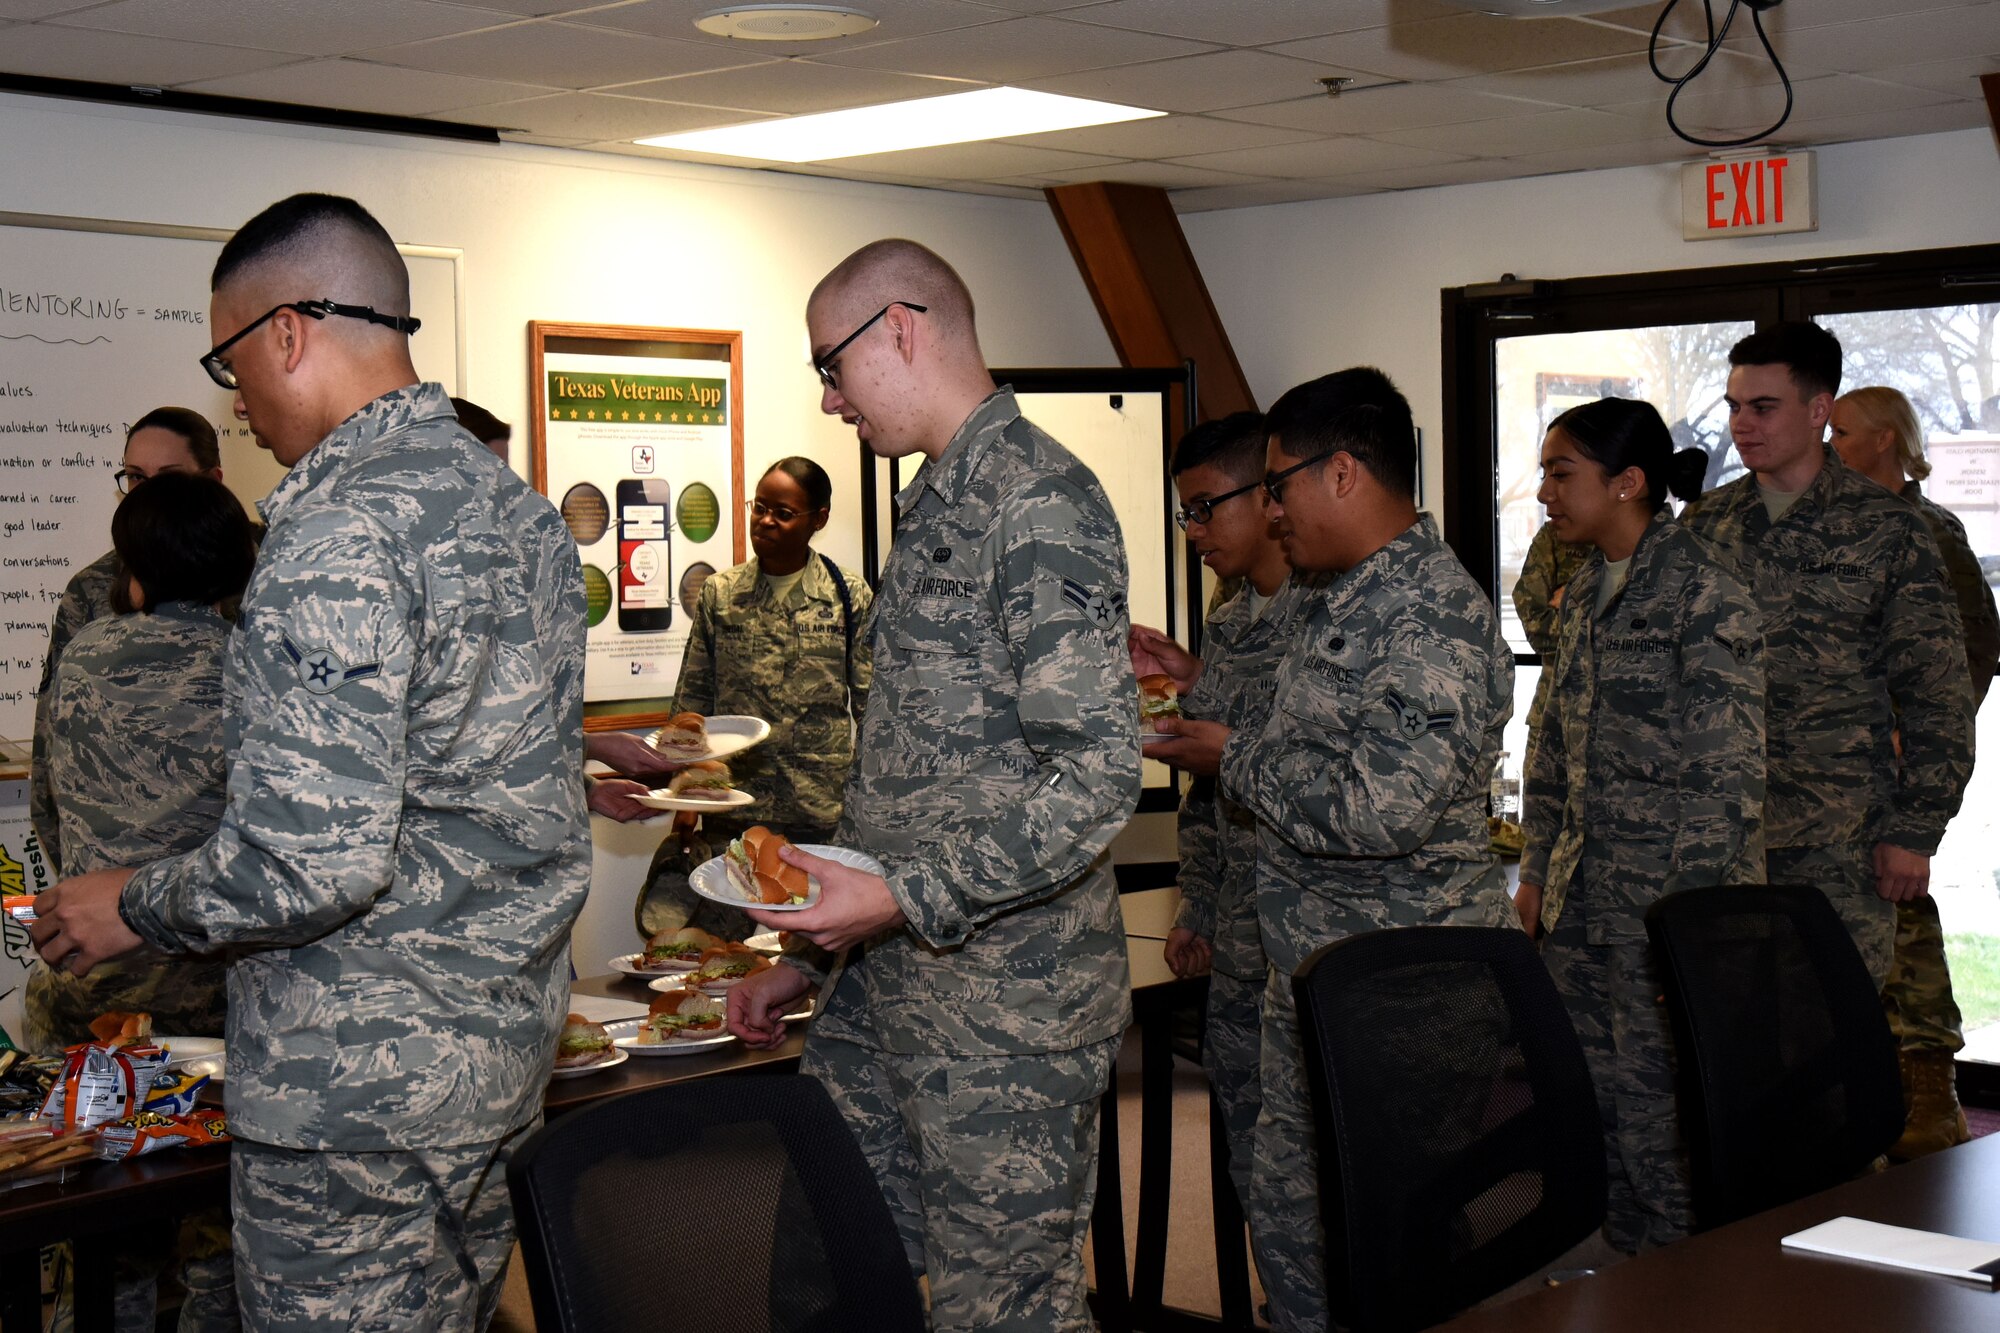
[527,321,746,733]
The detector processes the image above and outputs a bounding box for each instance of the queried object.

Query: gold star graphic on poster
[670,413,679,422]
[654,412,663,421]
[621,410,630,421]
[586,410,596,420]
[569,409,579,419]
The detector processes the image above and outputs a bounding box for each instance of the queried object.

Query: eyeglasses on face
[1262,447,1341,505]
[813,302,927,391]
[199,299,422,389]
[747,498,815,525]
[1174,477,1263,531]
[113,463,196,494]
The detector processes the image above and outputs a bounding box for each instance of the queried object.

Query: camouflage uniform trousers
[1540,894,1692,1254]
[1202,965,1263,1212]
[1884,895,1965,1056]
[229,1122,531,1332]
[48,1208,237,1333]
[800,1026,1118,1333]
[1767,843,1893,989]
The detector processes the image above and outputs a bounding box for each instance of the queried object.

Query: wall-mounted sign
[1681,150,1816,241]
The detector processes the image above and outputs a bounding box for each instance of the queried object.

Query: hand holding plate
[745,846,906,951]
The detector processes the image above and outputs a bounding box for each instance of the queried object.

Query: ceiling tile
[1744,7,2000,75]
[999,112,1319,157]
[0,22,300,81]
[1599,73,1959,143]
[1057,0,1432,48]
[48,0,512,56]
[361,18,757,87]
[1439,50,1781,111]
[819,139,1128,177]
[1862,54,2000,100]
[1016,158,1265,188]
[1371,106,1658,156]
[0,0,102,17]
[810,14,1217,80]
[1321,156,1528,191]
[1503,138,1699,179]
[1773,98,1992,145]
[1025,47,1393,114]
[573,0,1006,57]
[1167,135,1468,178]
[607,59,983,112]
[1585,0,1993,35]
[1213,81,1564,135]
[1270,13,1654,82]
[1169,177,1380,212]
[448,90,770,138]
[958,0,1125,11]
[180,58,558,113]
[448,0,644,12]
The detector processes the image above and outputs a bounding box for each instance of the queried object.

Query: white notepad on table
[566,993,650,1025]
[1782,1216,2000,1286]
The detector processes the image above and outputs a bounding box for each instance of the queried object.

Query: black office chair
[507,1074,925,1333]
[1645,883,1903,1231]
[1293,926,1606,1333]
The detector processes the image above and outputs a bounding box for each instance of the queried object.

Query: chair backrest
[507,1074,926,1333]
[1293,926,1606,1333]
[1645,883,1903,1230]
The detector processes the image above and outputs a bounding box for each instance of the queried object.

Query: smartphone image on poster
[617,479,673,633]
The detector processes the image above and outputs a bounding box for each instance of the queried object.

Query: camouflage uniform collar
[142,599,230,628]
[1335,512,1443,593]
[1211,572,1310,647]
[1900,477,1924,503]
[257,381,453,527]
[745,550,840,610]
[1749,443,1843,528]
[899,386,1018,512]
[1585,509,1678,618]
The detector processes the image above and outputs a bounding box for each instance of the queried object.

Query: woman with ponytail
[1517,396,1767,1254]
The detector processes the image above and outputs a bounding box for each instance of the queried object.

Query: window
[1444,244,2000,1078]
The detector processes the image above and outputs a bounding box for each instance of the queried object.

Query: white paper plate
[648,975,735,995]
[550,1045,628,1079]
[177,1053,226,1084]
[154,1035,225,1064]
[689,843,885,914]
[643,715,773,765]
[606,1019,736,1056]
[1138,721,1178,740]
[608,952,696,979]
[744,931,785,954]
[629,787,758,813]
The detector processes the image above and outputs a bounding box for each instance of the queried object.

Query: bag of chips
[39,1042,169,1132]
[95,1108,229,1161]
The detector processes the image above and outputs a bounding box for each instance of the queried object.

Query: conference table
[1439,1131,2000,1332]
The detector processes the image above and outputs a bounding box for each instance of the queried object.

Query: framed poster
[529,323,744,730]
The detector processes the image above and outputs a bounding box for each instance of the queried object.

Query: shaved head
[810,238,978,353]
[212,194,411,351]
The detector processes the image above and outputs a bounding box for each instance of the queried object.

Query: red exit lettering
[1708,156,1791,230]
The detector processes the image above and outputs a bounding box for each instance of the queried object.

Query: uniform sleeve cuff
[883,858,971,950]
[1173,894,1217,940]
[1880,825,1944,857]
[119,861,186,956]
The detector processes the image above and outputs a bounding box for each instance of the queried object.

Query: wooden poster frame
[528,321,745,731]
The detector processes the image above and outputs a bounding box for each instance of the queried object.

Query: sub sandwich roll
[554,1014,614,1068]
[723,826,816,906]
[655,712,709,758]
[1138,674,1180,732]
[665,759,735,801]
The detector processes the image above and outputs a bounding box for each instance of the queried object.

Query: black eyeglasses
[1262,448,1340,505]
[747,498,810,525]
[113,464,195,495]
[200,299,422,389]
[1174,478,1262,531]
[814,302,926,390]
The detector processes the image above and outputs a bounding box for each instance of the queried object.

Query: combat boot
[1889,1050,1969,1161]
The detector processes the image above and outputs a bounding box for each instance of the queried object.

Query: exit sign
[1682,151,1817,240]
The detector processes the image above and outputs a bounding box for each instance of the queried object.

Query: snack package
[2,895,37,924]
[95,1108,229,1161]
[141,1068,211,1118]
[39,1042,169,1133]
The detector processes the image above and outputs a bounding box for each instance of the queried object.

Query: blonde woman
[1831,385,1999,1158]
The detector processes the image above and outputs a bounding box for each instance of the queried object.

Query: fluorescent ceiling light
[636,86,1163,162]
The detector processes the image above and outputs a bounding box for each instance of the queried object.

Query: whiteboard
[0,211,463,740]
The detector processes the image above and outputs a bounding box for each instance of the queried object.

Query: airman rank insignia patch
[1061,576,1127,632]
[281,633,382,695]
[1385,689,1456,741]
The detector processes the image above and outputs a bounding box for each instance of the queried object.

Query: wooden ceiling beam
[1044,181,1258,422]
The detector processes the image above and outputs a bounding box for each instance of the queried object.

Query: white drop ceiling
[1,0,1993,211]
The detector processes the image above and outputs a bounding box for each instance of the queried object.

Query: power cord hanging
[1649,0,1793,149]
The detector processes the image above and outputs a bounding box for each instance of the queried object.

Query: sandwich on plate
[1138,674,1180,734]
[641,926,721,971]
[636,989,726,1043]
[685,945,773,992]
[654,711,709,758]
[723,826,817,906]
[663,759,735,801]
[554,1014,615,1069]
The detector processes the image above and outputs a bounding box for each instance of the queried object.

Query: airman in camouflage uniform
[33,195,589,1332]
[1522,512,1766,1252]
[1511,519,1590,733]
[40,600,239,1333]
[1224,513,1515,1332]
[1880,478,1997,1151]
[776,387,1138,1331]
[637,552,871,938]
[29,550,120,879]
[1680,446,1974,985]
[1174,574,1315,1209]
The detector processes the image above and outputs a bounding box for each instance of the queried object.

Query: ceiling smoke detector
[694,5,879,40]
[1443,0,1650,14]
